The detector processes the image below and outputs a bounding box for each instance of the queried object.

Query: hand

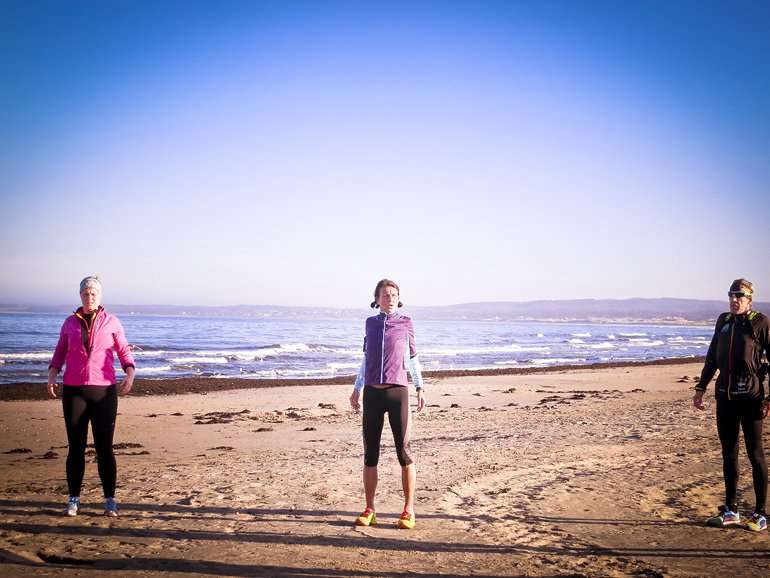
[119,376,134,396]
[692,390,706,411]
[350,389,361,411]
[416,389,425,413]
[47,380,59,398]
[762,400,770,419]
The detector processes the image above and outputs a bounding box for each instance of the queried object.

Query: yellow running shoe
[397,510,415,529]
[355,508,376,526]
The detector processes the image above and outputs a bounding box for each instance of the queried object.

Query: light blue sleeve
[404,332,424,390]
[354,356,366,391]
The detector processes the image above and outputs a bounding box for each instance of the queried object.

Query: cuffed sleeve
[354,356,366,391]
[49,321,68,371]
[406,354,424,390]
[112,319,135,371]
[696,317,721,392]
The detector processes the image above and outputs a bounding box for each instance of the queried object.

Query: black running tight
[362,385,413,467]
[716,399,767,514]
[62,385,118,498]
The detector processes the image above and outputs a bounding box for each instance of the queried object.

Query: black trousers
[716,398,767,514]
[62,385,118,498]
[362,385,413,467]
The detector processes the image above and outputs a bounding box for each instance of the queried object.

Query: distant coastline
[1,298,765,325]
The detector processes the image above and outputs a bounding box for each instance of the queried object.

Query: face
[729,292,751,315]
[80,287,101,313]
[377,285,399,314]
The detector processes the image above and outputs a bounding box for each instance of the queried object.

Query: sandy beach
[1,361,768,577]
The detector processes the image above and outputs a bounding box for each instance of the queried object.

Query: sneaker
[104,497,119,517]
[746,512,767,532]
[396,510,415,529]
[355,508,376,526]
[706,505,740,527]
[66,496,80,517]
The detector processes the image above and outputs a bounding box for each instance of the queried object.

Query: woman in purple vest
[349,279,425,529]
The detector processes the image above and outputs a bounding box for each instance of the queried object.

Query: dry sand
[1,361,768,577]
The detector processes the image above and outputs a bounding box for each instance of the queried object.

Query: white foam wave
[422,344,551,356]
[570,342,616,350]
[0,352,51,360]
[326,362,361,370]
[568,338,585,344]
[530,358,586,365]
[619,332,647,337]
[571,332,591,338]
[624,340,665,347]
[138,365,173,374]
[168,356,229,364]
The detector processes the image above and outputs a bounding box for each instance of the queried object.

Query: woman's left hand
[762,400,770,419]
[416,389,425,413]
[119,376,134,396]
[119,367,136,396]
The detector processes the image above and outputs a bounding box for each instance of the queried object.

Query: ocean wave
[570,342,616,350]
[571,332,591,338]
[422,344,552,356]
[530,357,586,365]
[619,332,648,337]
[568,338,585,344]
[167,356,229,364]
[138,365,174,374]
[0,352,51,360]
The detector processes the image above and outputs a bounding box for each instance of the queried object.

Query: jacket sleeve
[696,317,721,392]
[112,318,135,371]
[353,335,366,390]
[405,319,424,390]
[49,320,69,371]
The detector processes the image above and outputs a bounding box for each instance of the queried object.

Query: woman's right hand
[350,389,361,412]
[692,390,705,410]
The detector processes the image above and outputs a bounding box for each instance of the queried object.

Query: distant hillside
[1,298,767,324]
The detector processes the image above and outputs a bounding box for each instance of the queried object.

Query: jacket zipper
[380,314,386,384]
[727,320,735,400]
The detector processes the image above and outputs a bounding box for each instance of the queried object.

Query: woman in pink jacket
[47,276,135,517]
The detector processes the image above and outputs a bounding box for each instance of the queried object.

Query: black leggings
[362,385,413,467]
[62,385,118,498]
[716,399,767,514]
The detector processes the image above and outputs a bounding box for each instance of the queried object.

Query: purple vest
[362,313,417,386]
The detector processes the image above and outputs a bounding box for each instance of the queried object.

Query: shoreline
[0,355,704,401]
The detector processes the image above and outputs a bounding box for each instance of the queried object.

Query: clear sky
[1,1,769,307]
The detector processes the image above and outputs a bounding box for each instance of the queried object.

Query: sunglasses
[728,292,750,298]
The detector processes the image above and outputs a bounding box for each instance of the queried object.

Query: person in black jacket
[694,278,770,531]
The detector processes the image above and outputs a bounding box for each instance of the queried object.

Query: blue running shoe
[66,496,80,517]
[104,497,119,517]
[706,505,740,527]
[746,512,767,532]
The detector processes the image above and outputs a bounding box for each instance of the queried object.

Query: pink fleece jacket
[49,307,135,386]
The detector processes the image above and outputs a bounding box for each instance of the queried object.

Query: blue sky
[1,1,769,307]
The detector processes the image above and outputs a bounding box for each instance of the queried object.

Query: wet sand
[1,361,769,577]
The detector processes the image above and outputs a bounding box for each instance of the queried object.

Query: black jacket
[696,310,769,401]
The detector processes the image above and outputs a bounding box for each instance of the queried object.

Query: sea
[0,312,713,385]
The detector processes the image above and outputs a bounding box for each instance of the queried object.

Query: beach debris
[502,387,517,393]
[255,427,274,432]
[473,392,483,396]
[171,412,184,416]
[4,448,32,454]
[450,403,461,408]
[146,414,159,418]
[318,403,336,410]
[207,446,234,451]
[42,451,58,459]
[301,426,317,431]
[113,443,144,449]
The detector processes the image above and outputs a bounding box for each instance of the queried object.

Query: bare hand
[47,380,59,398]
[119,377,134,396]
[692,391,706,411]
[416,390,426,413]
[762,401,770,419]
[350,389,361,411]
